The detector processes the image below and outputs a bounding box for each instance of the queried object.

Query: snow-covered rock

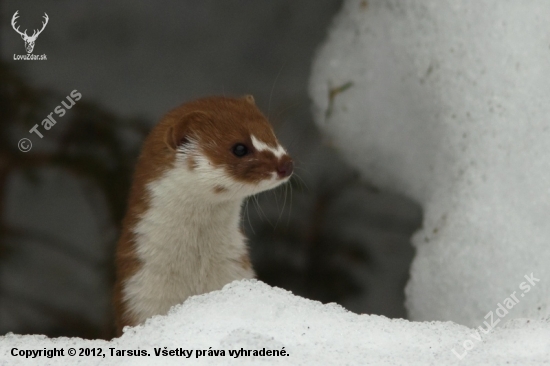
[1,281,549,365]
[309,0,550,326]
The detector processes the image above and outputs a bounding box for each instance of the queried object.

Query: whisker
[251,195,262,218]
[273,100,305,124]
[273,187,280,211]
[293,172,310,192]
[292,156,326,169]
[244,198,255,235]
[268,62,287,121]
[293,167,315,178]
[292,162,328,169]
[287,178,293,228]
[293,165,313,171]
[275,182,288,229]
[254,194,273,228]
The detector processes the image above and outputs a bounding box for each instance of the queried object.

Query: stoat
[113,95,293,336]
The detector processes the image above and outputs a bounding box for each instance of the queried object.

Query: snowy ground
[1,281,549,365]
[310,0,550,327]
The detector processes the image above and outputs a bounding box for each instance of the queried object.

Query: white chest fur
[122,165,254,325]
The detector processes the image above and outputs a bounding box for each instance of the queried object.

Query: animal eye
[232,143,248,157]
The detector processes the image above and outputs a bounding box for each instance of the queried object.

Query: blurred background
[0,0,421,339]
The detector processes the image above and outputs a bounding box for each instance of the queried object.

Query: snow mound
[309,0,550,326]
[1,280,550,365]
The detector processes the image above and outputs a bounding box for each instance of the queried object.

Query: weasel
[113,95,293,336]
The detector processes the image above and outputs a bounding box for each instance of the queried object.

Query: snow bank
[309,0,550,326]
[1,281,549,365]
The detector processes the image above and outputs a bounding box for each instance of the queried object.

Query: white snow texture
[1,280,550,365]
[309,0,550,327]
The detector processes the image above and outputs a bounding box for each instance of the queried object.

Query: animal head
[11,11,49,54]
[144,96,293,201]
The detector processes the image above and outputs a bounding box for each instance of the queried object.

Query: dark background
[1,0,421,339]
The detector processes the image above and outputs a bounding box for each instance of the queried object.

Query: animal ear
[165,111,208,151]
[243,94,255,105]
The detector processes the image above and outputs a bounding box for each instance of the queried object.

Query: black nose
[277,160,293,178]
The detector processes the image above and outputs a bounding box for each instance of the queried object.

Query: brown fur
[114,95,291,336]
[213,185,228,193]
[166,97,287,184]
[239,254,252,271]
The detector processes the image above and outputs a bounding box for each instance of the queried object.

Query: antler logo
[11,10,49,54]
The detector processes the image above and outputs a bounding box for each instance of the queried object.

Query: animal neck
[121,167,253,324]
[135,170,245,260]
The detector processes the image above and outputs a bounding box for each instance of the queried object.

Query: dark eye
[232,143,248,157]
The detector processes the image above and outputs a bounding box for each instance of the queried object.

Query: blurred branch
[3,225,105,267]
[0,59,149,338]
